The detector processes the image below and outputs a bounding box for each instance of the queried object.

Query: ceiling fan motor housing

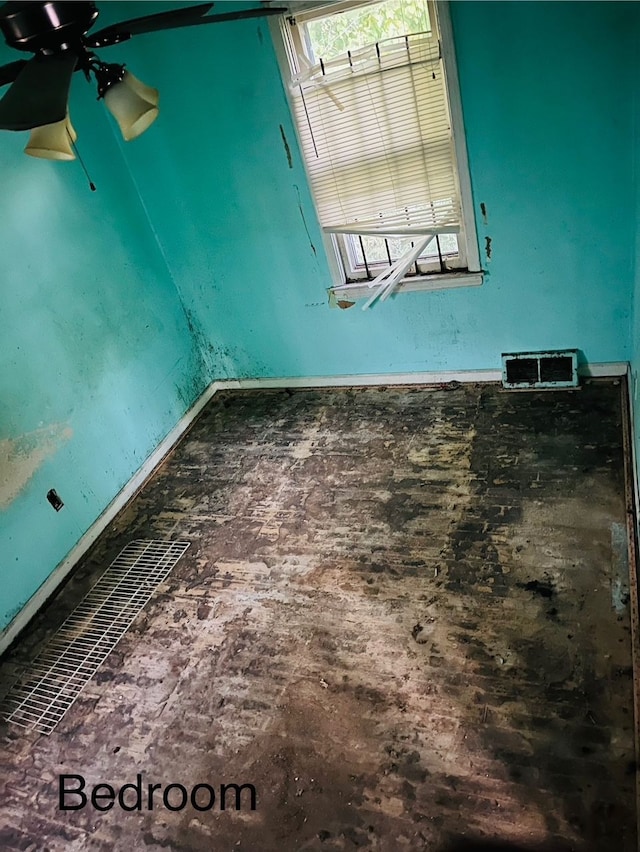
[0,2,98,54]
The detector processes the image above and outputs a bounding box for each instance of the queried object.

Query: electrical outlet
[46,489,64,511]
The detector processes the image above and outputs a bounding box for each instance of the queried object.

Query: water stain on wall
[0,423,72,509]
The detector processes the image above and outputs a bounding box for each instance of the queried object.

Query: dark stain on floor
[0,380,635,851]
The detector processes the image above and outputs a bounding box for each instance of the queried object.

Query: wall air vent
[502,350,578,390]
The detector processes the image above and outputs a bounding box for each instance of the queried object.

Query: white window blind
[289,22,462,238]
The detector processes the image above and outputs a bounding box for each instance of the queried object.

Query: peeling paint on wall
[0,423,72,510]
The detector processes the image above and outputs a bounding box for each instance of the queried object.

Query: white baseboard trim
[0,360,629,656]
[626,363,639,525]
[579,361,628,377]
[216,369,503,389]
[216,362,628,390]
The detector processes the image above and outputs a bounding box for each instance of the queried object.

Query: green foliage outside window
[305,0,431,62]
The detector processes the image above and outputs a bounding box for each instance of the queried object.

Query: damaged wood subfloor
[0,381,636,851]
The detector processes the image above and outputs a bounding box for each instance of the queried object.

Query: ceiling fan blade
[86,2,213,47]
[0,58,27,88]
[159,7,288,28]
[0,52,76,131]
[88,5,286,47]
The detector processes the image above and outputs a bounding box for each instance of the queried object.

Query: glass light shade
[104,71,159,141]
[24,114,77,161]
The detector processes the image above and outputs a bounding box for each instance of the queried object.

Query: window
[272,0,482,307]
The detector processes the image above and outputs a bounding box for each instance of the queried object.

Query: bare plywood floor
[0,381,636,851]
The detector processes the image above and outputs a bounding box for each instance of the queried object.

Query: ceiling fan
[0,1,285,157]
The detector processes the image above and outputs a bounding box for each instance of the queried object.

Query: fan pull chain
[69,134,96,192]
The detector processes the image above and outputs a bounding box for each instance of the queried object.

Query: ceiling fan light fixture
[121,70,159,107]
[24,111,77,160]
[0,2,285,152]
[103,70,159,141]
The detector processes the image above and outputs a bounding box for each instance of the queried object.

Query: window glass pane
[433,233,458,255]
[304,0,431,62]
[349,233,458,269]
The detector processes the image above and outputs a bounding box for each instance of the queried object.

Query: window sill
[328,270,484,307]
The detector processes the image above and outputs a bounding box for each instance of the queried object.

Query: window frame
[269,0,482,302]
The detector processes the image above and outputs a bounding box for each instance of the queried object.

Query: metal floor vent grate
[0,539,189,736]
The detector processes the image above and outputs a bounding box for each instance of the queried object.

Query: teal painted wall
[0,47,208,630]
[1,1,638,635]
[630,2,640,492]
[115,1,635,379]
